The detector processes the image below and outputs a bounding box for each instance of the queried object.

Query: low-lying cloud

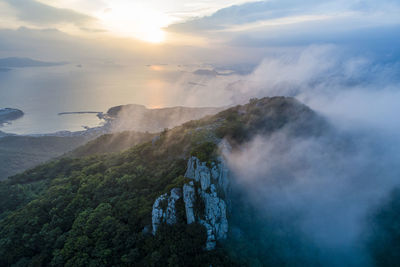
[207,45,400,265]
[225,126,400,265]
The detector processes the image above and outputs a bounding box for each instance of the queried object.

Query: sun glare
[97,3,169,43]
[142,28,165,44]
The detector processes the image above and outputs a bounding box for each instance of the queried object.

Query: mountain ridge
[0,97,331,266]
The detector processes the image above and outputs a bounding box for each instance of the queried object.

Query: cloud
[166,0,319,32]
[2,0,95,26]
[225,124,400,265]
[214,45,400,265]
[162,44,399,109]
[166,0,400,49]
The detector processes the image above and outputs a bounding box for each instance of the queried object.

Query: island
[0,108,24,125]
[0,57,66,68]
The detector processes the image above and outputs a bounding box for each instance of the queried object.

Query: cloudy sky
[1,0,399,45]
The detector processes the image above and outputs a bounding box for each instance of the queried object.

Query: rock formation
[152,188,182,234]
[152,155,230,250]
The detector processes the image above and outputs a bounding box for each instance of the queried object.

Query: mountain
[0,97,331,266]
[0,105,223,180]
[0,57,66,68]
[105,104,225,133]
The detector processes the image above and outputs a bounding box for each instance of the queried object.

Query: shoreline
[0,112,111,139]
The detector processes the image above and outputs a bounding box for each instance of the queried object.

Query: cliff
[152,155,230,250]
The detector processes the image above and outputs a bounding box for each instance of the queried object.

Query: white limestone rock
[152,193,168,234]
[199,169,211,191]
[166,188,182,225]
[202,184,228,241]
[194,161,209,184]
[183,181,196,224]
[184,156,196,179]
[153,153,231,250]
[183,155,230,250]
[152,188,182,234]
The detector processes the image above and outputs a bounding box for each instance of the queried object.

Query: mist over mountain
[0,97,328,266]
[0,97,398,266]
[0,0,400,266]
[106,104,224,133]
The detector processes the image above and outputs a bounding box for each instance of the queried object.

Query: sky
[1,0,399,44]
[0,0,250,43]
[0,0,399,65]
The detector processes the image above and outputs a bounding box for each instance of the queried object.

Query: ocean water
[0,63,183,134]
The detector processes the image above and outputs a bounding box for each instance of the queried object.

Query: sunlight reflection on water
[0,63,180,134]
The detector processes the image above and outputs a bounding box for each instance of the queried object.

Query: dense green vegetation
[0,97,329,266]
[0,140,235,266]
[0,135,88,180]
[68,131,156,158]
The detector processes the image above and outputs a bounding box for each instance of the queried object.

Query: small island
[0,108,24,125]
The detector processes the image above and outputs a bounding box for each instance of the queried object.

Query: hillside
[105,104,224,133]
[0,135,88,180]
[0,104,223,181]
[0,97,333,266]
[67,131,156,158]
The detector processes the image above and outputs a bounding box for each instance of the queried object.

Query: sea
[0,63,184,134]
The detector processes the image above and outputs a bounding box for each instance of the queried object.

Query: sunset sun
[97,4,168,43]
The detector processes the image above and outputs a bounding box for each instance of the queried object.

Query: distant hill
[0,108,23,125]
[0,57,66,68]
[106,104,225,133]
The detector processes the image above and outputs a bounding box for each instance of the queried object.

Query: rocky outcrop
[199,183,228,250]
[185,156,230,195]
[152,188,182,234]
[152,154,230,250]
[183,181,196,224]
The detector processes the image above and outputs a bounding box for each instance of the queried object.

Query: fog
[213,45,400,265]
